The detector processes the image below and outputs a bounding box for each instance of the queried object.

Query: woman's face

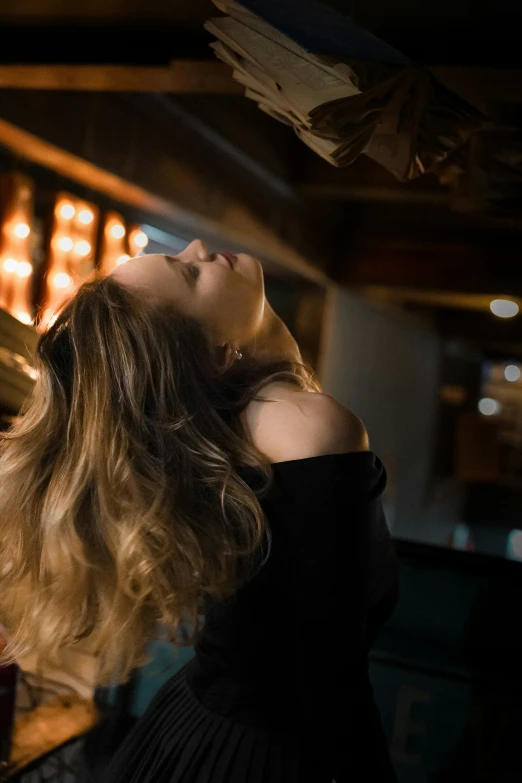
[111,240,266,349]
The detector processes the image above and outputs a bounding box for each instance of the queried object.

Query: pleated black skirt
[98,664,335,783]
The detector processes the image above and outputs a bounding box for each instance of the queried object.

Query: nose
[190,239,209,261]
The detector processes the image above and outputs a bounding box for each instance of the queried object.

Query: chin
[249,253,264,279]
[240,253,264,284]
[241,252,260,265]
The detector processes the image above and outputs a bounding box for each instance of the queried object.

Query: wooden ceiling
[1,0,521,65]
[0,0,216,24]
[1,0,522,356]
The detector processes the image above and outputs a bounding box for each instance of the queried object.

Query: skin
[110,239,303,372]
[111,241,365,461]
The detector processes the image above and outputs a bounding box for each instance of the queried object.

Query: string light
[110,224,125,239]
[490,299,519,318]
[16,261,33,278]
[41,195,97,327]
[14,223,30,239]
[78,209,94,225]
[111,223,125,239]
[478,398,501,416]
[58,237,73,252]
[117,254,130,265]
[3,258,18,273]
[75,240,91,256]
[505,364,521,382]
[25,366,38,380]
[133,231,148,248]
[54,272,71,288]
[60,204,75,219]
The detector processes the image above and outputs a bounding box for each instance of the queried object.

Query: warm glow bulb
[478,397,501,416]
[17,312,32,325]
[78,209,94,225]
[75,240,91,256]
[60,203,75,220]
[509,530,522,560]
[110,224,125,239]
[490,299,519,318]
[117,254,130,265]
[54,272,71,289]
[134,231,148,248]
[58,236,74,252]
[3,258,18,272]
[14,222,30,239]
[505,364,521,382]
[16,261,33,278]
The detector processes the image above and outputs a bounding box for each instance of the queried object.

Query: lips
[220,251,236,269]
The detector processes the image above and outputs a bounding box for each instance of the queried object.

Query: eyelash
[188,262,200,280]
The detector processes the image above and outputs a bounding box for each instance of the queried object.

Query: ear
[214,342,237,371]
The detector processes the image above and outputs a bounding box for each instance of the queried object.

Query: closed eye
[164,255,198,289]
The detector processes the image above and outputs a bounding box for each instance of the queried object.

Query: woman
[0,240,399,782]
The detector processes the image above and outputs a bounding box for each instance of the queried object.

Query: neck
[245,299,303,365]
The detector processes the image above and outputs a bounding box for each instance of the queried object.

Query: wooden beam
[336,244,522,296]
[360,287,521,314]
[0,117,328,285]
[435,310,522,344]
[0,62,243,94]
[300,183,449,204]
[428,67,522,116]
[0,118,200,223]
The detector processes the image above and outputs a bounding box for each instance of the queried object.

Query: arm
[277,399,397,779]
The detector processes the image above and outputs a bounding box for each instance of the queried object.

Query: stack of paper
[205,0,486,179]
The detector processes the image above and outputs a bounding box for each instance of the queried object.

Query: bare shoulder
[241,384,369,464]
[307,394,370,454]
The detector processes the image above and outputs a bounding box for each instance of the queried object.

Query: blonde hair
[0,275,320,685]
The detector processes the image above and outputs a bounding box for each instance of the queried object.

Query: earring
[235,348,243,360]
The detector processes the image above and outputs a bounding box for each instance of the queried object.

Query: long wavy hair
[0,273,321,685]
